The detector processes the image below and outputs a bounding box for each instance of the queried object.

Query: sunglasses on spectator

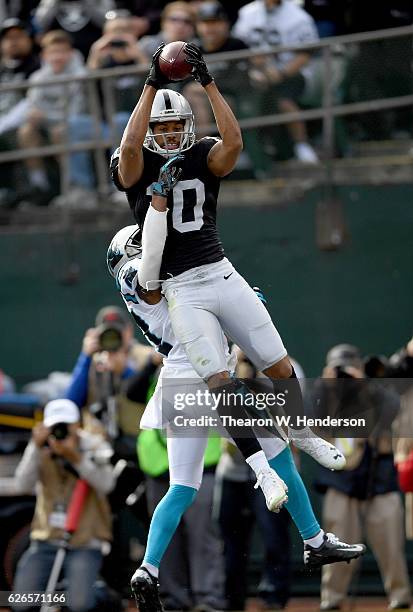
[166,16,193,25]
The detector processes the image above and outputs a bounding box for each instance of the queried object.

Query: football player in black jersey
[111,43,346,477]
[110,44,290,480]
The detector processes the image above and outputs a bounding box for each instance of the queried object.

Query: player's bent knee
[263,356,292,379]
[207,371,231,388]
[245,319,287,372]
[184,336,228,381]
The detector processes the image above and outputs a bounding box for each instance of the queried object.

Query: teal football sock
[269,447,320,540]
[143,484,197,568]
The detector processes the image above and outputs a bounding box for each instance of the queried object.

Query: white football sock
[304,529,325,548]
[245,450,271,476]
[289,425,311,438]
[142,562,159,578]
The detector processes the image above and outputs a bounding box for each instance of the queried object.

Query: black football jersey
[111,138,225,278]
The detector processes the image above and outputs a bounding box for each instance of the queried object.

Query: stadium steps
[222,137,413,207]
[0,141,412,229]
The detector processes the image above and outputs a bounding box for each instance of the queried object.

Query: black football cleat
[304,532,366,569]
[131,566,164,612]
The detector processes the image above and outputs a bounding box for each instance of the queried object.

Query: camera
[110,39,127,48]
[50,422,69,440]
[43,422,69,447]
[97,324,123,352]
[363,355,392,378]
[334,366,354,379]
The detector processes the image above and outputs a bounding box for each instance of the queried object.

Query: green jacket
[137,429,221,478]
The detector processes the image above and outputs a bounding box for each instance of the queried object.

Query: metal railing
[0,24,412,198]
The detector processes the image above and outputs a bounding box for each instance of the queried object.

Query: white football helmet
[144,89,195,156]
[107,225,142,279]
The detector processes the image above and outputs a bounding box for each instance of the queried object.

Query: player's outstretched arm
[118,85,155,188]
[138,196,168,293]
[184,43,242,177]
[204,82,243,177]
[138,155,183,291]
[118,45,170,188]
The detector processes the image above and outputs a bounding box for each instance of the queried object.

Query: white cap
[43,399,80,428]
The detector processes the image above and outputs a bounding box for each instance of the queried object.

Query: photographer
[66,306,139,447]
[13,399,115,612]
[391,335,413,543]
[390,335,413,379]
[314,344,410,612]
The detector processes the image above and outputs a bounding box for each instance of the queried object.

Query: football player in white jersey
[107,159,366,612]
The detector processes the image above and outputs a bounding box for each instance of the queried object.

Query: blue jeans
[68,113,129,189]
[13,540,103,612]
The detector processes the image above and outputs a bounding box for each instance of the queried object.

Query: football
[158,41,193,81]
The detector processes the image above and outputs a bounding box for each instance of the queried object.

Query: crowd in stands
[2,309,413,610]
[0,0,412,207]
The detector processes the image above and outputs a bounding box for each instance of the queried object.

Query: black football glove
[145,43,170,90]
[151,155,184,197]
[184,42,214,87]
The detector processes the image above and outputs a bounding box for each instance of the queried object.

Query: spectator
[108,1,171,38]
[137,426,225,610]
[139,1,195,59]
[3,0,40,23]
[196,1,248,55]
[87,10,147,72]
[233,0,320,163]
[17,30,86,203]
[65,307,146,595]
[183,2,249,134]
[216,352,307,611]
[314,344,411,612]
[303,0,346,38]
[0,18,40,207]
[64,11,148,201]
[393,335,413,546]
[343,1,413,140]
[65,306,139,453]
[217,440,291,611]
[347,0,413,34]
[33,0,117,59]
[390,335,413,378]
[13,398,116,612]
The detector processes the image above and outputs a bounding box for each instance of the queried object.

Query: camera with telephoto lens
[97,323,123,352]
[110,39,127,48]
[50,422,69,440]
[363,355,392,378]
[43,421,69,447]
[334,366,355,379]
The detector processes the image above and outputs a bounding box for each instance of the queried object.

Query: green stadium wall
[2,184,411,386]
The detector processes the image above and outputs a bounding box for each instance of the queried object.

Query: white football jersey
[233,0,318,74]
[117,258,189,368]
